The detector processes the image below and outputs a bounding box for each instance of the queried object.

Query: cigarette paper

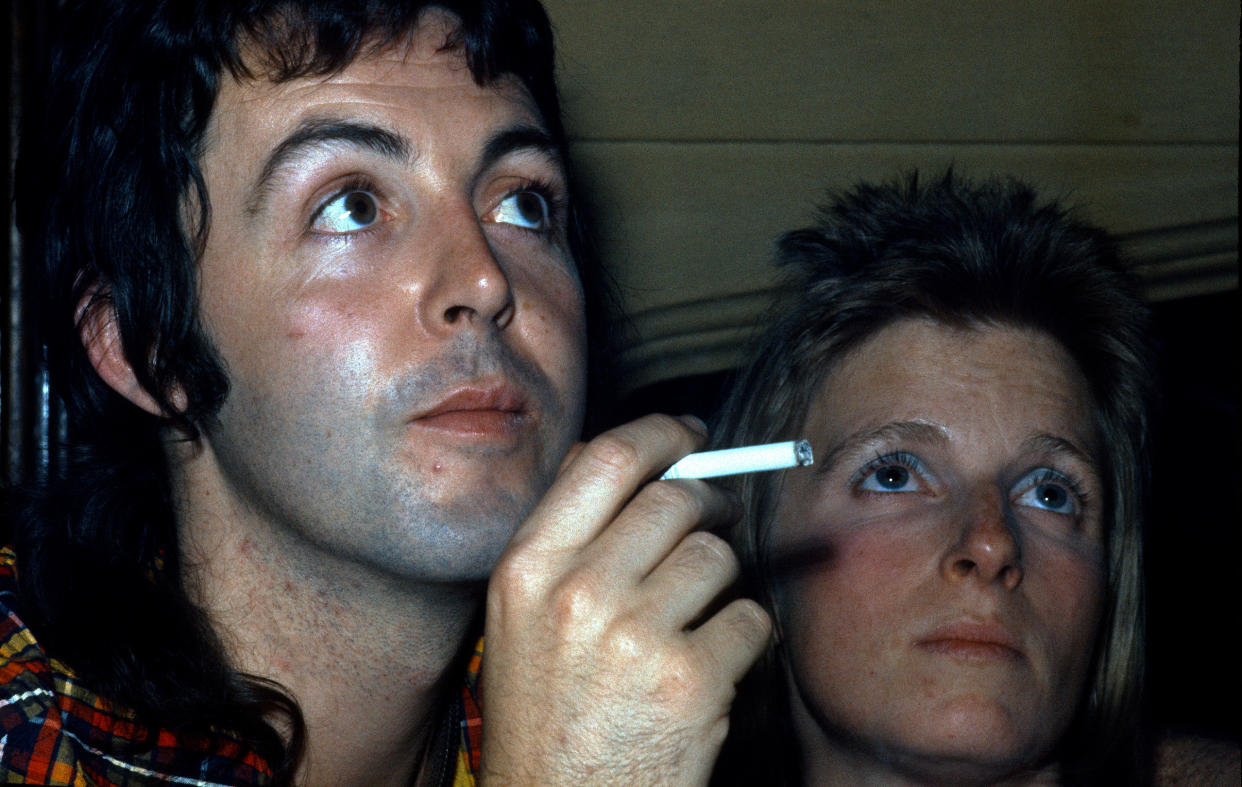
[659,440,814,480]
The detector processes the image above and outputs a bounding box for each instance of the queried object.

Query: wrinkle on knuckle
[587,433,645,482]
[644,479,704,515]
[643,412,686,435]
[487,551,542,605]
[729,598,774,647]
[677,531,738,576]
[651,650,707,706]
[598,620,648,664]
[548,569,605,629]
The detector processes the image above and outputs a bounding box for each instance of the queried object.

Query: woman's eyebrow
[1022,432,1098,471]
[246,117,413,217]
[816,420,949,475]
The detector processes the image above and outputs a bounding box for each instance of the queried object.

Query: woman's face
[770,318,1106,784]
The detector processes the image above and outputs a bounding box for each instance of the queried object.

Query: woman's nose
[940,485,1023,591]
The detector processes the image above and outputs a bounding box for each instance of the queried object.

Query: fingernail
[678,414,708,436]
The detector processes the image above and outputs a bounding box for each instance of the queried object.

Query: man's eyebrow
[816,421,949,475]
[478,126,563,173]
[247,118,413,216]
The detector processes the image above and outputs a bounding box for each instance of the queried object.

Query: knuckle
[649,649,706,704]
[644,478,705,514]
[728,598,774,649]
[640,411,688,435]
[598,619,648,663]
[586,432,645,481]
[481,548,551,615]
[676,530,739,577]
[487,550,540,603]
[547,569,605,628]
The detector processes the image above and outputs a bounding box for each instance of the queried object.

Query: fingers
[555,440,586,474]
[509,413,707,555]
[635,527,773,687]
[480,411,771,785]
[581,478,739,584]
[688,597,773,686]
[639,529,742,628]
[489,414,714,619]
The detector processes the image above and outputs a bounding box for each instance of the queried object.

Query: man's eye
[493,190,550,231]
[1013,469,1080,516]
[312,190,381,233]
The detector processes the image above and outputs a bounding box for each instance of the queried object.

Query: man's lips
[915,621,1025,662]
[411,385,528,437]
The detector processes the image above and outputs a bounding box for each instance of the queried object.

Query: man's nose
[939,484,1023,590]
[419,204,515,334]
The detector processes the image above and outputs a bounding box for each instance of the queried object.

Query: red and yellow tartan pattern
[0,546,276,784]
[1,547,482,785]
[454,636,484,786]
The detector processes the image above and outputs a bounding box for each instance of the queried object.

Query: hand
[479,414,772,786]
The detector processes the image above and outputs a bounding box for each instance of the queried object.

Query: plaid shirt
[0,547,482,785]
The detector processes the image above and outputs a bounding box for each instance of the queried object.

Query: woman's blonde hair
[712,171,1155,785]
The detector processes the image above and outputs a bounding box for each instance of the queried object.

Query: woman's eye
[856,453,924,493]
[1013,469,1080,515]
[863,465,912,491]
[492,190,550,231]
[312,190,381,234]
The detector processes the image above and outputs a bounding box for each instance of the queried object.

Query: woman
[711,172,1155,784]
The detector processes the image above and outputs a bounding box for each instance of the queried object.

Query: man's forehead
[220,42,527,113]
[217,5,536,125]
[204,41,542,165]
[232,6,463,83]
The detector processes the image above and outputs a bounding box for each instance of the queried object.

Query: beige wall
[542,1,1239,394]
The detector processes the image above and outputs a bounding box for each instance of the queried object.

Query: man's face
[769,318,1105,782]
[188,15,587,582]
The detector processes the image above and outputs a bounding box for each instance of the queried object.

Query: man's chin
[373,486,537,581]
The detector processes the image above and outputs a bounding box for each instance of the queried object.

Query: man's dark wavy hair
[12,0,583,781]
[711,171,1156,785]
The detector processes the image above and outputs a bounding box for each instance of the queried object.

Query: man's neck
[175,480,482,786]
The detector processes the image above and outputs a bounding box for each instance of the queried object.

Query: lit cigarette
[659,440,814,480]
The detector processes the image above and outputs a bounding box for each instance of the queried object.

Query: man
[2,1,769,784]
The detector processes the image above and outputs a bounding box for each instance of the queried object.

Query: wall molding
[614,218,1238,395]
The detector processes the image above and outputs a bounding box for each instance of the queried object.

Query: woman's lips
[412,385,527,438]
[915,622,1025,663]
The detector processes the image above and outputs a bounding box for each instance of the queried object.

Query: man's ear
[77,292,167,417]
